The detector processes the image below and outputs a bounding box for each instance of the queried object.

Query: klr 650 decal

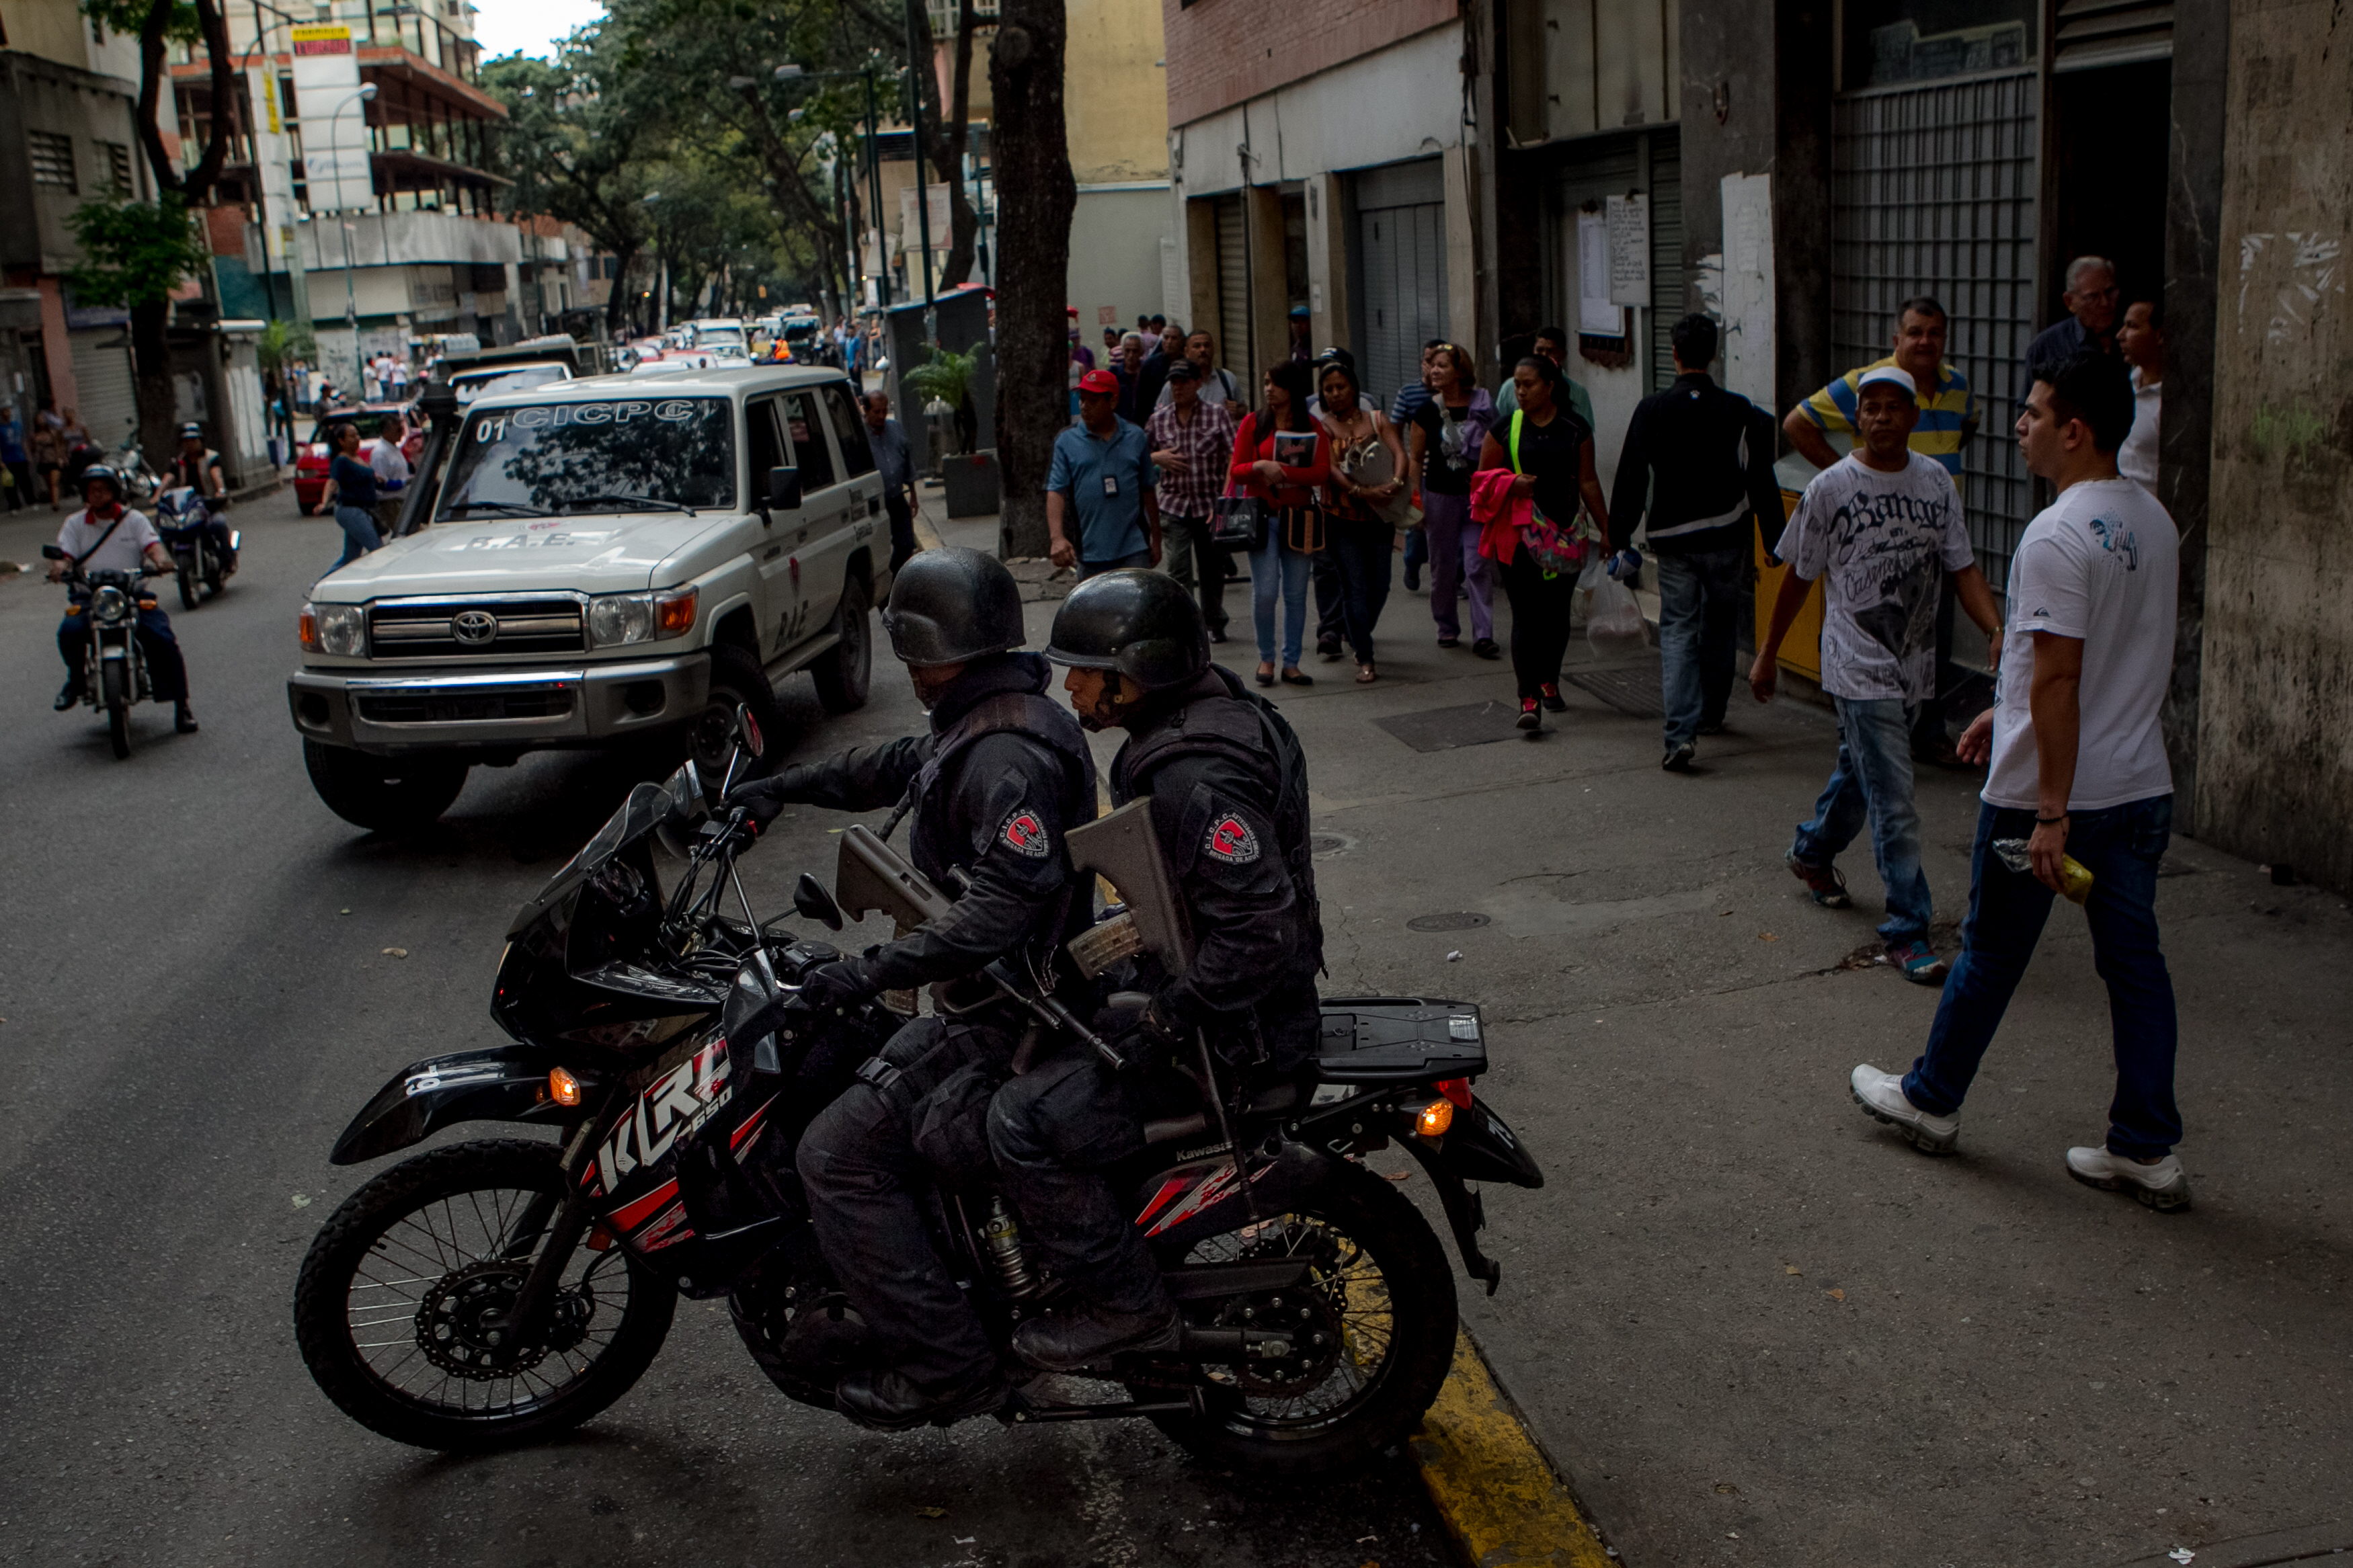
[598,1040,732,1191]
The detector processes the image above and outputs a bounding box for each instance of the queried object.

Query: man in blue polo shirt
[1047,368,1161,579]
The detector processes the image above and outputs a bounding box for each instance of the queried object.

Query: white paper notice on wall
[1606,194,1650,306]
[1577,212,1621,337]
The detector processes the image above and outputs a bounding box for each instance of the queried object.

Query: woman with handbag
[1475,354,1611,734]
[1314,359,1410,683]
[1228,360,1330,688]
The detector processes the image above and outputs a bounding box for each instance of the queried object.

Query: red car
[295,405,423,514]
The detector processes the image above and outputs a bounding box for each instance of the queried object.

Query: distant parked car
[296,405,422,514]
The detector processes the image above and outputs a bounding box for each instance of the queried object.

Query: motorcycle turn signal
[1414,1098,1455,1137]
[548,1066,584,1108]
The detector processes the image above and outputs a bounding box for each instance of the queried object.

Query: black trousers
[795,1015,1010,1389]
[1499,550,1578,700]
[988,1048,1168,1318]
[1313,549,1344,650]
[58,606,189,702]
[3,459,31,511]
[885,490,916,575]
[1328,520,1395,663]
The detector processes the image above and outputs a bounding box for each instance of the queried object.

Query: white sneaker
[1849,1064,1959,1155]
[2065,1146,2192,1212]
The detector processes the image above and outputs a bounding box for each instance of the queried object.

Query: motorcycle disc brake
[415,1260,590,1380]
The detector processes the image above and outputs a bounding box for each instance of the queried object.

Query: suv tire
[688,642,782,791]
[811,574,872,715]
[305,741,470,832]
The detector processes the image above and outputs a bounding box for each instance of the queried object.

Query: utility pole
[902,0,935,315]
[865,67,891,313]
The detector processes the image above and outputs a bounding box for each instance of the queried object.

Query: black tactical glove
[1103,993,1189,1070]
[790,956,878,1017]
[725,764,814,827]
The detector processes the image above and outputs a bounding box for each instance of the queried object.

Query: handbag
[1506,410,1589,577]
[1210,481,1266,549]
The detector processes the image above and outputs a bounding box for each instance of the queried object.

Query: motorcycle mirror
[40,544,65,561]
[792,872,844,932]
[734,703,766,761]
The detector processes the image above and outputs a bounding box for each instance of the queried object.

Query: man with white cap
[1751,364,2003,985]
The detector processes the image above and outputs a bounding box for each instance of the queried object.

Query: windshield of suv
[436,397,735,518]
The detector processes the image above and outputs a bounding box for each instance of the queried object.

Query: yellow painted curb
[1410,1331,1616,1568]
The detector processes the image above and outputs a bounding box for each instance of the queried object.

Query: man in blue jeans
[1609,314,1786,770]
[1753,366,2002,983]
[1849,354,2188,1210]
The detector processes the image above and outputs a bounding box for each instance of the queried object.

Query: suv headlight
[300,601,366,656]
[588,586,697,648]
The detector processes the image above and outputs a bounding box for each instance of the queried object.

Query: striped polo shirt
[1800,356,1976,477]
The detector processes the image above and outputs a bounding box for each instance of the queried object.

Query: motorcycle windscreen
[506,764,704,936]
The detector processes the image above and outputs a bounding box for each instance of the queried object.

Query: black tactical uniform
[1002,569,1322,1372]
[729,551,1095,1427]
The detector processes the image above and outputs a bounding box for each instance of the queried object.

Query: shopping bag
[1209,487,1266,550]
[1578,552,1648,655]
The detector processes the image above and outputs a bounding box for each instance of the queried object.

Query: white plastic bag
[1578,554,1648,655]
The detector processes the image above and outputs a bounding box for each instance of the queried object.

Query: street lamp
[329,82,378,381]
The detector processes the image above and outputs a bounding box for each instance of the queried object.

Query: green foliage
[78,0,199,44]
[258,319,317,376]
[64,193,210,311]
[903,347,976,411]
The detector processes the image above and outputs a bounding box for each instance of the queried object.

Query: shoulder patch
[998,806,1052,859]
[1203,813,1261,866]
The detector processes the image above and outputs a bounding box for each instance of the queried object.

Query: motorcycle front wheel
[293,1139,675,1451]
[1141,1159,1460,1477]
[101,661,130,759]
[176,555,200,610]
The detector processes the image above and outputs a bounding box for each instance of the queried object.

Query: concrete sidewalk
[1237,612,2350,1567]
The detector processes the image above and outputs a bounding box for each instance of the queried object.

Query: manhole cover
[1373,703,1522,753]
[1310,834,1348,856]
[1406,911,1490,932]
[1563,665,1665,720]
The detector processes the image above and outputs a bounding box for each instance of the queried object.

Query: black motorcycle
[155,487,235,610]
[42,544,162,760]
[293,720,1542,1473]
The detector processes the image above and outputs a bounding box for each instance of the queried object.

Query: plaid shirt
[1146,397,1238,520]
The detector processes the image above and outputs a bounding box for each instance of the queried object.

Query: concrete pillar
[1442,147,1480,358]
[1305,173,1349,354]
[1185,195,1220,347]
[1246,182,1289,388]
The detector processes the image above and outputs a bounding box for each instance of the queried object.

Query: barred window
[28,130,77,191]
[101,140,133,192]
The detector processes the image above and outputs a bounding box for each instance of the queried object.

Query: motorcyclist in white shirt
[48,465,198,733]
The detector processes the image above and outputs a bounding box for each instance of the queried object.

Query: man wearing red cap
[1047,368,1161,578]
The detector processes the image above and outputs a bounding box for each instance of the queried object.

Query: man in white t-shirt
[1753,365,2002,984]
[47,465,198,731]
[1850,353,2188,1210]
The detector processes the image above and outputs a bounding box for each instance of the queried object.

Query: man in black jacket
[1609,313,1786,772]
[998,569,1325,1372]
[727,547,1097,1430]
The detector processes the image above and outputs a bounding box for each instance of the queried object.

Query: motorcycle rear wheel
[1141,1159,1459,1477]
[293,1139,675,1451]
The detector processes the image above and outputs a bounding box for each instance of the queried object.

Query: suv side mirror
[767,465,802,513]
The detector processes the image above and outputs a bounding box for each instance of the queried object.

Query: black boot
[174,702,199,734]
[55,677,79,711]
[1012,1301,1183,1372]
[834,1366,1009,1432]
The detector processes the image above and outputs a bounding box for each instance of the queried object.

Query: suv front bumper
[288,653,711,754]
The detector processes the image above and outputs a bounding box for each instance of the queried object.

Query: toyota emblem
[451,609,500,645]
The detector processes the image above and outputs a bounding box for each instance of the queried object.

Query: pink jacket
[1470,466,1532,566]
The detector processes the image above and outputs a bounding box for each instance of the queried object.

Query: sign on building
[1605,194,1650,307]
[291,25,374,214]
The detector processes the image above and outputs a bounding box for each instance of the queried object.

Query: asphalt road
[0,489,1456,1568]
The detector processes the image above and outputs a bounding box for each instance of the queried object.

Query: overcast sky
[474,0,604,60]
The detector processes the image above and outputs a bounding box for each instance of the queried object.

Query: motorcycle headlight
[300,600,366,656]
[588,586,696,648]
[91,585,129,624]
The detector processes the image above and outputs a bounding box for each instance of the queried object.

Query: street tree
[988,0,1073,557]
[78,0,245,457]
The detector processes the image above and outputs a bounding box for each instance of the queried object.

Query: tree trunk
[987,0,1073,559]
[130,298,176,466]
[604,244,638,335]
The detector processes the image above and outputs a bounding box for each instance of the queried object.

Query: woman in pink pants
[1406,345,1500,658]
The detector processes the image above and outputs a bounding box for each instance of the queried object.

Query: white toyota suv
[288,365,891,831]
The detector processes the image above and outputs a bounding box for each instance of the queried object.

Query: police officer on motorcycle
[49,464,198,733]
[165,421,237,575]
[1004,568,1324,1371]
[724,546,1098,1430]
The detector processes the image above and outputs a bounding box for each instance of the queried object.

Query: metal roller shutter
[2054,0,2173,71]
[1353,157,1447,413]
[1213,194,1251,396]
[1832,69,2039,600]
[69,329,138,451]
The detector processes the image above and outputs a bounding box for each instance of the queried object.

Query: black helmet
[881,546,1025,667]
[1044,569,1209,692]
